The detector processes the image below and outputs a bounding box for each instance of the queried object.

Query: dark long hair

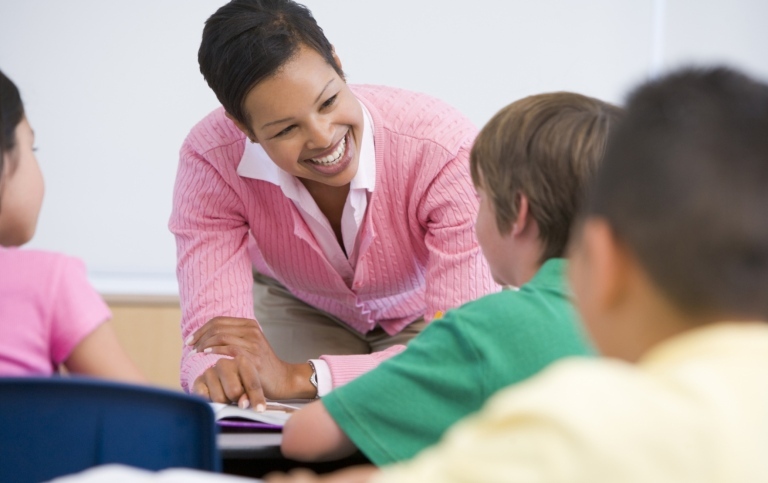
[0,69,25,178]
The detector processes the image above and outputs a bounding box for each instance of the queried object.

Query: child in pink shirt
[0,69,145,382]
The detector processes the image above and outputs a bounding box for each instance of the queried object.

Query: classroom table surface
[216,406,371,478]
[218,431,284,459]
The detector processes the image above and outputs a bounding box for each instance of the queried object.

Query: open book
[209,401,298,428]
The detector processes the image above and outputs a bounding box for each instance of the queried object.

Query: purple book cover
[217,420,283,431]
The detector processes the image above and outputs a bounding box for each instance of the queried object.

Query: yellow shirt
[373,322,768,483]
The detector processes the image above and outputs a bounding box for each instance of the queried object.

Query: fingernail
[190,348,197,354]
[203,348,212,353]
[185,335,193,345]
[239,399,250,409]
[256,404,265,413]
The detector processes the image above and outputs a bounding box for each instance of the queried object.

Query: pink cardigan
[170,84,497,391]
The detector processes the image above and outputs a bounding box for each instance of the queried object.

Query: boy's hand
[188,316,316,406]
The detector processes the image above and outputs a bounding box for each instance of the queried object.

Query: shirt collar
[236,99,376,194]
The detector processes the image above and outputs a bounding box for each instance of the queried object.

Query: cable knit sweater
[170,84,497,392]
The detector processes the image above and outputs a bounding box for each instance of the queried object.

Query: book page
[209,401,301,427]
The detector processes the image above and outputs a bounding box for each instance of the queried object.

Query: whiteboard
[0,0,766,296]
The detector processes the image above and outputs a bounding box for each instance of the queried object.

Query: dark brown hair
[470,92,623,263]
[199,0,344,130]
[0,69,24,187]
[585,66,768,319]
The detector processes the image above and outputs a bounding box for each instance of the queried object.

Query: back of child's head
[470,92,623,263]
[584,66,768,320]
[0,69,25,188]
[199,0,342,128]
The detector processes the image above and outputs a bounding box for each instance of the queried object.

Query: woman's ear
[224,112,258,144]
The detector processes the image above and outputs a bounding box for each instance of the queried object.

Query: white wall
[0,0,766,296]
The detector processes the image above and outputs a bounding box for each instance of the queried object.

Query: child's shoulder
[448,282,571,332]
[464,259,570,316]
[0,246,72,263]
[350,84,477,151]
[482,357,649,427]
[439,259,582,337]
[0,247,84,279]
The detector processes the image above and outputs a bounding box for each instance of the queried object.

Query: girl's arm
[281,399,357,462]
[64,321,147,384]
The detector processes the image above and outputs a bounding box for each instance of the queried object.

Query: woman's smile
[307,134,346,165]
[301,130,355,176]
[238,44,364,188]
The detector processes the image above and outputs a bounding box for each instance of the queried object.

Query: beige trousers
[253,272,426,363]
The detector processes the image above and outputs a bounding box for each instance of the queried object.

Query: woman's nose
[306,119,334,150]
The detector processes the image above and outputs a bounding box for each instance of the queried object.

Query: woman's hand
[188,316,316,407]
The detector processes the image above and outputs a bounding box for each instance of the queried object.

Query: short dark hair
[470,92,623,263]
[585,66,768,319]
[0,69,25,177]
[198,0,343,129]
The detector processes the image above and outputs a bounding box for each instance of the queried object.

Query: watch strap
[307,360,319,399]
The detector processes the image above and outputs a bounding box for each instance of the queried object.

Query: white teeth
[309,136,346,165]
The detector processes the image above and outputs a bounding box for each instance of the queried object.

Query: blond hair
[470,92,623,262]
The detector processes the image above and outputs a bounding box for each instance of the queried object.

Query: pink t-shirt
[0,247,111,376]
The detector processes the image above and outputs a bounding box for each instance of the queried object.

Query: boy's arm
[283,307,492,466]
[281,400,357,462]
[64,321,146,384]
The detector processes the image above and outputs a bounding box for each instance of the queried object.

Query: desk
[218,432,284,459]
[218,429,371,478]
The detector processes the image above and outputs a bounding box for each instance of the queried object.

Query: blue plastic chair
[0,377,220,483]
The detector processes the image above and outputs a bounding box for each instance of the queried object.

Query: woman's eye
[274,125,296,138]
[321,94,337,109]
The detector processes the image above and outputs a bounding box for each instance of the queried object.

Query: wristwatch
[307,360,319,398]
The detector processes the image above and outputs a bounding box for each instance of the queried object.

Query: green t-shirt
[322,258,594,465]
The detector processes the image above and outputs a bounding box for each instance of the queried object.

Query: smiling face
[234,44,363,189]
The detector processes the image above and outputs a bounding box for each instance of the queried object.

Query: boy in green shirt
[280,92,623,465]
[270,66,768,483]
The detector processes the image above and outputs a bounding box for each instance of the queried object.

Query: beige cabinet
[107,296,184,391]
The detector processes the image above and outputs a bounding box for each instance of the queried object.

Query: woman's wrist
[288,362,317,399]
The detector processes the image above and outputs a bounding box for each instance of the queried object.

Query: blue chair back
[0,377,220,482]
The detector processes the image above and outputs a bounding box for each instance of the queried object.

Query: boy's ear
[511,193,531,237]
[224,112,258,144]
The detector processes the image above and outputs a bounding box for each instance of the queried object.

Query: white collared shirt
[236,100,376,394]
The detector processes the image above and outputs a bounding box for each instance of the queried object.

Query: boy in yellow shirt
[268,66,768,482]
